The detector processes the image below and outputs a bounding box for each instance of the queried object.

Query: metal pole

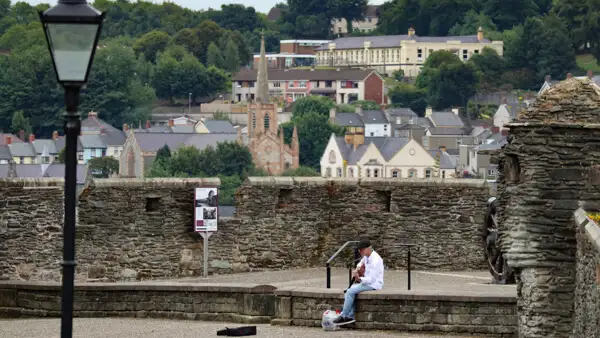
[203,231,209,277]
[326,263,331,289]
[61,85,81,338]
[407,246,411,291]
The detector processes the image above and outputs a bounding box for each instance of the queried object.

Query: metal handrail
[326,241,359,288]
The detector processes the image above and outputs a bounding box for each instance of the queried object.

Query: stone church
[247,35,299,175]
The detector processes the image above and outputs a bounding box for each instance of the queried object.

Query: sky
[23,0,386,14]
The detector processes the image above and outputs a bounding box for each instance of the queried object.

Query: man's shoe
[332,316,355,325]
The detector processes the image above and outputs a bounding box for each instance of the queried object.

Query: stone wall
[0,281,517,337]
[496,78,600,337]
[0,177,490,282]
[573,209,600,338]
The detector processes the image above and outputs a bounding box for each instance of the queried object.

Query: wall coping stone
[0,178,64,187]
[91,178,221,187]
[0,281,275,293]
[507,122,600,129]
[274,287,516,303]
[244,177,487,187]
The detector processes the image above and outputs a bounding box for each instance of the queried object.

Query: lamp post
[38,1,105,337]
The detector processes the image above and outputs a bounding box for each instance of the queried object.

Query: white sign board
[194,187,218,232]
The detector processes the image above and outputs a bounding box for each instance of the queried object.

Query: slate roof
[184,134,240,149]
[427,127,473,136]
[233,68,377,82]
[204,120,236,133]
[0,164,7,177]
[54,137,84,152]
[334,113,364,127]
[385,108,417,118]
[0,163,89,184]
[428,112,465,128]
[0,145,11,160]
[134,133,192,152]
[0,133,23,145]
[79,134,107,149]
[439,152,457,169]
[334,136,409,165]
[362,110,389,124]
[31,139,58,154]
[316,34,492,51]
[7,142,36,157]
[99,129,127,146]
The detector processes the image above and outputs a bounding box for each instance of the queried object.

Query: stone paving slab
[161,268,516,297]
[0,318,491,338]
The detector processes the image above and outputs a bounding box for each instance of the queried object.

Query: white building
[329,107,392,137]
[320,132,437,179]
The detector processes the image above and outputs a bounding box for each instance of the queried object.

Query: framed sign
[194,187,218,232]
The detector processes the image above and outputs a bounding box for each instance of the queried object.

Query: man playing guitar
[333,239,384,326]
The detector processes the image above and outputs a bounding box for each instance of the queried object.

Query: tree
[376,0,427,35]
[206,42,224,69]
[482,0,540,31]
[448,10,497,36]
[10,110,31,135]
[351,100,380,110]
[504,15,576,85]
[155,144,171,162]
[552,0,600,59]
[132,30,172,63]
[57,148,65,164]
[292,96,336,118]
[415,50,479,110]
[419,0,479,36]
[281,112,345,170]
[223,38,241,72]
[282,166,320,176]
[327,0,368,34]
[468,47,508,92]
[88,157,120,178]
[392,69,404,82]
[388,84,428,116]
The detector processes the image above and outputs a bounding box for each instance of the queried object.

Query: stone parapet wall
[1,177,490,282]
[0,281,517,337]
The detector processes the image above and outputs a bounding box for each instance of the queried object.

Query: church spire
[255,30,269,103]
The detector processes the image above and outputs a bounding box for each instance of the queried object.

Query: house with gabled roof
[329,106,392,137]
[320,125,436,179]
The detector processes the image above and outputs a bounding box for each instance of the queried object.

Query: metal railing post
[326,263,331,289]
[407,246,411,291]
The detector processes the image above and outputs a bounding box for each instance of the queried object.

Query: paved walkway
[153,268,516,297]
[0,318,490,337]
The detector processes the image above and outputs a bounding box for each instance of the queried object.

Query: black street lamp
[38,1,105,337]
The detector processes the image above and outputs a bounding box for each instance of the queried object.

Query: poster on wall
[194,187,218,232]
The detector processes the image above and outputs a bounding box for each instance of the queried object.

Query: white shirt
[358,250,384,290]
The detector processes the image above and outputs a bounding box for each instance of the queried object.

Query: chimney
[408,27,415,37]
[52,131,59,140]
[588,70,593,79]
[329,107,337,121]
[567,73,572,79]
[168,119,174,127]
[477,27,483,42]
[29,133,35,143]
[145,120,151,129]
[19,130,25,141]
[545,74,551,82]
[355,106,363,116]
[122,124,128,132]
[425,106,433,117]
[4,136,10,145]
[88,111,98,118]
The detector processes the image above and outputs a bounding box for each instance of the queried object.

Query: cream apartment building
[331,5,380,35]
[315,27,503,77]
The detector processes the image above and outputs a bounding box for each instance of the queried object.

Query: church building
[247,34,299,175]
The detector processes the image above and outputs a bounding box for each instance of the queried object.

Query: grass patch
[576,54,600,73]
[384,77,399,87]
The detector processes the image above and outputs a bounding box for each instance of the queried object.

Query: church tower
[247,32,299,175]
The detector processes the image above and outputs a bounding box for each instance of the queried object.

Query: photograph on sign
[194,187,218,232]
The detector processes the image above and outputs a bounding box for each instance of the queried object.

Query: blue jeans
[341,283,375,319]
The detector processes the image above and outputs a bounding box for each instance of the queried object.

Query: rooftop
[233,68,378,82]
[316,33,493,51]
[334,136,409,165]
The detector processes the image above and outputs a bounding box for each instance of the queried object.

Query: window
[289,81,295,88]
[337,167,342,177]
[374,169,379,177]
[285,162,291,170]
[474,50,479,54]
[325,167,332,177]
[78,153,83,161]
[338,27,342,33]
[348,168,354,177]
[273,82,281,88]
[384,125,388,132]
[252,112,256,129]
[462,49,468,60]
[299,81,306,88]
[423,137,429,148]
[417,49,422,59]
[367,17,372,23]
[370,132,374,136]
[442,171,446,178]
[409,169,417,178]
[488,168,497,177]
[264,113,270,130]
[42,156,50,164]
[366,169,371,177]
[249,82,255,87]
[325,80,333,88]
[425,169,432,178]
[145,197,160,212]
[19,156,24,163]
[392,170,399,178]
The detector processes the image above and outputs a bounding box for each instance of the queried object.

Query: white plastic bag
[321,309,341,331]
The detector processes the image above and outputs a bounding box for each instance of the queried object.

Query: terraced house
[315,27,503,77]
